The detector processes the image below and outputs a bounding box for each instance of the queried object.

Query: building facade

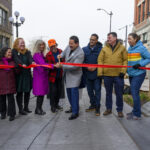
[0,0,12,49]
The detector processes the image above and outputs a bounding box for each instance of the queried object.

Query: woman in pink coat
[32,40,53,115]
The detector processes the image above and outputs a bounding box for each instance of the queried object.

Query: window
[143,32,147,43]
[0,8,7,26]
[138,5,141,23]
[142,2,145,21]
[0,35,10,49]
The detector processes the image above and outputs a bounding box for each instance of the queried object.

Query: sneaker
[118,112,124,118]
[85,105,96,112]
[126,112,141,120]
[133,116,141,120]
[103,109,112,116]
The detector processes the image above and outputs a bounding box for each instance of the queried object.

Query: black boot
[24,92,32,113]
[39,96,46,115]
[35,96,46,115]
[17,93,27,115]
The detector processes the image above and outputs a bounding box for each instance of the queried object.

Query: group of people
[0,32,150,121]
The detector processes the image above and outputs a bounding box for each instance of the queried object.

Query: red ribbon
[0,63,150,70]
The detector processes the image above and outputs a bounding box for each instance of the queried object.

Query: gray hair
[32,40,46,56]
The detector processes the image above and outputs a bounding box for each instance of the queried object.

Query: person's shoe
[19,110,27,115]
[95,107,100,116]
[118,112,124,118]
[24,108,32,113]
[85,105,96,112]
[35,109,46,115]
[51,107,57,113]
[68,114,79,120]
[9,116,15,121]
[1,115,6,120]
[56,105,63,111]
[133,116,141,120]
[103,109,112,116]
[65,108,72,113]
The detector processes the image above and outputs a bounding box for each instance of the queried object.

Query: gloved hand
[133,64,141,69]
[119,73,125,78]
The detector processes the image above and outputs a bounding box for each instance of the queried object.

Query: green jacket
[97,42,127,76]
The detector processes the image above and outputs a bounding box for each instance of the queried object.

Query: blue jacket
[127,40,150,76]
[83,42,102,80]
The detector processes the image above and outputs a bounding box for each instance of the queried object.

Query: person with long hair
[127,33,150,120]
[12,38,34,115]
[0,47,16,121]
[32,40,53,115]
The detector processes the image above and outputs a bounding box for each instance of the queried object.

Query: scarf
[2,57,12,71]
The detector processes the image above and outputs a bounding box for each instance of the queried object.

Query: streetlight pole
[119,25,128,48]
[97,8,113,32]
[9,11,25,38]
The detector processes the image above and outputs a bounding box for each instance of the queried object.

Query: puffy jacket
[127,40,150,76]
[97,41,127,76]
[83,42,102,80]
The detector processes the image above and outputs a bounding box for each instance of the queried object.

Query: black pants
[49,78,62,108]
[0,94,16,117]
[16,92,30,111]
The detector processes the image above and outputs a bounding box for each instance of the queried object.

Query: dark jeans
[16,92,30,111]
[86,78,101,107]
[49,78,62,108]
[129,73,146,117]
[0,94,16,117]
[104,76,124,112]
[66,87,79,115]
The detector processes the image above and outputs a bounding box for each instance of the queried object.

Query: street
[0,87,150,150]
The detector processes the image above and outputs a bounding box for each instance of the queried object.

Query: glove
[133,64,141,69]
[119,73,125,78]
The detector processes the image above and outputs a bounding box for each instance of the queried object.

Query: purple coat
[33,52,50,96]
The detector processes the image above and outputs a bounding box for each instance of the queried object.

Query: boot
[24,93,32,113]
[35,96,46,115]
[39,97,46,115]
[16,93,27,115]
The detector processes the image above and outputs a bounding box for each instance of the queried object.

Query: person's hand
[32,62,36,65]
[133,64,141,69]
[22,64,27,67]
[119,73,125,78]
[87,67,96,72]
[54,63,62,68]
[57,55,62,59]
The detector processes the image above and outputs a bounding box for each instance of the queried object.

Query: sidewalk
[0,87,148,150]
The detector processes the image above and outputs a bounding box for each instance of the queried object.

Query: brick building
[0,0,12,49]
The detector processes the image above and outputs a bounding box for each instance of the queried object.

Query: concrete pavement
[0,87,148,150]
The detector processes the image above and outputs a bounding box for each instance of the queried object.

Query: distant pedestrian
[0,47,16,121]
[98,32,127,118]
[12,38,34,115]
[56,36,84,120]
[83,34,102,116]
[127,33,150,120]
[46,39,64,113]
[32,40,52,115]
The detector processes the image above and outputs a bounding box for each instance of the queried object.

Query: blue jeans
[129,73,146,117]
[104,76,124,112]
[86,78,101,107]
[66,87,79,115]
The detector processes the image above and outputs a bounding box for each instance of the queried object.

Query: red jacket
[46,49,64,83]
[0,60,16,95]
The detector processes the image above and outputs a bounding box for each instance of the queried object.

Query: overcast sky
[12,0,134,49]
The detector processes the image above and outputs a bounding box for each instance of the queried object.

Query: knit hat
[48,39,56,47]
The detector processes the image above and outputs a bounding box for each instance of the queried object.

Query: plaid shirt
[46,49,63,83]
